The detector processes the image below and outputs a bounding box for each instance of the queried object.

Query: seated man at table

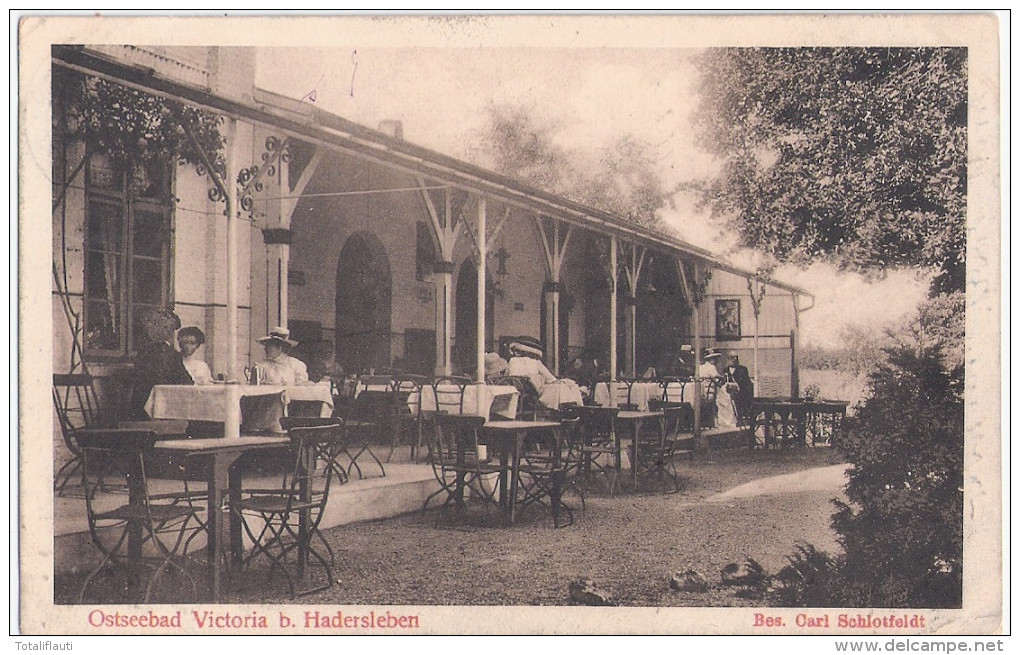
[565,349,601,397]
[255,327,310,386]
[176,325,214,385]
[130,307,193,420]
[675,345,696,378]
[301,339,345,384]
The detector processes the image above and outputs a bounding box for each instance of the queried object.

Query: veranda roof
[53,44,810,299]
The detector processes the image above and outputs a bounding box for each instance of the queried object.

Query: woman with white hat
[255,327,310,386]
[700,348,737,428]
[506,339,557,396]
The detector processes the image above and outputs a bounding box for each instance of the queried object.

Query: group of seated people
[641,347,754,428]
[698,348,753,428]
[128,306,329,420]
[482,338,584,411]
[130,308,753,432]
[482,340,754,429]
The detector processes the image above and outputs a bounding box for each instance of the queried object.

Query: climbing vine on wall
[56,68,225,188]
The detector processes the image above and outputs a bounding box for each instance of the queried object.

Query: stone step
[54,460,440,575]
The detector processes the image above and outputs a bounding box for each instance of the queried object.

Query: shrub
[767,543,841,607]
[767,343,964,608]
[831,344,964,607]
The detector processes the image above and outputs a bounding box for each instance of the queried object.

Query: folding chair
[54,374,190,496]
[391,374,429,462]
[517,414,582,527]
[573,405,622,495]
[660,377,691,405]
[420,413,508,524]
[231,424,345,597]
[341,390,391,479]
[612,378,639,411]
[53,373,107,496]
[279,416,349,485]
[701,378,719,428]
[77,429,205,603]
[637,400,694,493]
[431,375,472,415]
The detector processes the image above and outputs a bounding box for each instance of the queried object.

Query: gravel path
[223,447,848,607]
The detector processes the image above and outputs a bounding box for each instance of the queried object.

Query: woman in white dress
[177,326,213,385]
[701,349,737,428]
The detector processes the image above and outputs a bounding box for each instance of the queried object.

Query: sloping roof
[53,44,810,298]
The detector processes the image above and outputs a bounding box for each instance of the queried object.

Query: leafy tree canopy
[691,47,967,295]
[473,104,674,233]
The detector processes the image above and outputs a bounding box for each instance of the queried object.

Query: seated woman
[255,327,310,385]
[484,351,510,382]
[507,340,583,409]
[177,326,213,385]
[506,340,557,396]
[701,349,737,428]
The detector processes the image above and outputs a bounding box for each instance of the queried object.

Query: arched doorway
[453,259,494,375]
[335,232,392,374]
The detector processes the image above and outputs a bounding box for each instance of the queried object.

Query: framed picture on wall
[715,299,741,341]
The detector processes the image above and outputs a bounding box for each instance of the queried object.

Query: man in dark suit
[129,307,193,420]
[723,354,754,420]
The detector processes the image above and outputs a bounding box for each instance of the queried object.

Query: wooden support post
[225,118,239,382]
[609,236,618,408]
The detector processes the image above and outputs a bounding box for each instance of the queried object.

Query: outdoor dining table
[538,379,585,410]
[802,400,849,445]
[752,399,849,448]
[411,383,520,420]
[479,420,563,526]
[614,410,666,487]
[152,435,291,601]
[145,383,333,438]
[593,381,664,411]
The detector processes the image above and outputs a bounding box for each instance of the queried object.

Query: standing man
[724,353,754,420]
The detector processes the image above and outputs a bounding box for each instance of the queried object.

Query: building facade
[51,45,809,467]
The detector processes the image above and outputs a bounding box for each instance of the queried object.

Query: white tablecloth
[282,383,335,414]
[538,379,585,409]
[410,384,519,420]
[594,381,664,410]
[145,383,333,437]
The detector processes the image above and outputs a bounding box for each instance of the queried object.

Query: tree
[472,104,674,233]
[573,134,673,230]
[473,104,570,192]
[691,48,967,295]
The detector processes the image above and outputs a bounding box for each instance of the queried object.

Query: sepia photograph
[16,12,1004,638]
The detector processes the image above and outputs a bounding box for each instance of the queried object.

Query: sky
[255,46,930,349]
